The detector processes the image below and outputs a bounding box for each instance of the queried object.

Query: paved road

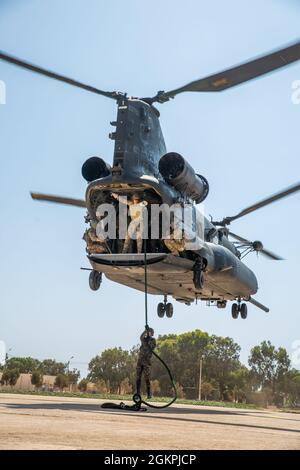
[0,393,299,450]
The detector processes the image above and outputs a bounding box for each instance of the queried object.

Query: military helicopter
[1,40,300,320]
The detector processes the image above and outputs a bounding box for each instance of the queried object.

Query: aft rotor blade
[260,248,284,261]
[229,231,283,260]
[31,192,86,208]
[228,231,250,244]
[159,40,300,100]
[0,51,120,99]
[223,181,300,225]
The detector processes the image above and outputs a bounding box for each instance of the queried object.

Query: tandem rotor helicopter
[1,40,300,320]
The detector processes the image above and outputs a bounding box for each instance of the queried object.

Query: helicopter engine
[159,152,209,204]
[81,156,111,182]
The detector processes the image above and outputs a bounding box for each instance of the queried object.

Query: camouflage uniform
[136,330,156,397]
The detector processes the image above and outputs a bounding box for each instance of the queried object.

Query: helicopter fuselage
[82,98,258,307]
[8,40,297,316]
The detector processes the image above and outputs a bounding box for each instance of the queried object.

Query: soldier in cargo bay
[111,192,148,254]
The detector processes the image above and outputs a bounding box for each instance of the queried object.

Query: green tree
[144,330,241,399]
[120,377,132,394]
[249,341,291,403]
[54,374,69,391]
[205,335,241,400]
[152,330,209,396]
[175,382,185,398]
[177,330,209,392]
[41,359,66,376]
[152,336,180,395]
[66,369,80,385]
[31,370,43,389]
[201,382,215,401]
[94,379,108,393]
[78,378,89,392]
[88,347,135,393]
[228,366,251,402]
[0,369,20,387]
[4,357,41,374]
[277,368,300,407]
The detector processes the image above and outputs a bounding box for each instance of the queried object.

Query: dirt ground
[0,393,299,450]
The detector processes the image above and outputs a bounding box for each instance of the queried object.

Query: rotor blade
[228,231,250,244]
[31,192,86,208]
[229,231,283,260]
[159,40,300,99]
[223,181,300,225]
[260,248,284,261]
[0,51,120,100]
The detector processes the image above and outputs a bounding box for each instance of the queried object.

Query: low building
[0,373,56,391]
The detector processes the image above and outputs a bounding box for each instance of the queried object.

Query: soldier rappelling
[135,326,156,399]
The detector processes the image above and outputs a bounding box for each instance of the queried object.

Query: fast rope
[134,248,177,410]
[101,245,177,412]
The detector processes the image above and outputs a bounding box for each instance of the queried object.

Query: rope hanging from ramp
[101,246,177,412]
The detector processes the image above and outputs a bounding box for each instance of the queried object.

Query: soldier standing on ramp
[111,193,147,254]
[136,327,156,399]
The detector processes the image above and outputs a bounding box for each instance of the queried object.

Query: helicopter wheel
[240,303,248,319]
[165,303,174,318]
[157,302,165,318]
[89,270,102,291]
[231,303,239,319]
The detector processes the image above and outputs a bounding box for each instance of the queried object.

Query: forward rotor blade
[31,192,86,208]
[0,51,120,100]
[229,231,283,260]
[159,40,300,100]
[223,181,300,225]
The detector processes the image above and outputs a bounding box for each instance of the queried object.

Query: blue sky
[0,0,299,376]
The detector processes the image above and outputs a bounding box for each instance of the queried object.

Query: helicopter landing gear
[231,303,239,319]
[193,258,205,290]
[89,270,102,291]
[157,303,165,318]
[157,295,174,318]
[217,300,227,309]
[240,303,248,319]
[165,303,174,318]
[231,300,248,319]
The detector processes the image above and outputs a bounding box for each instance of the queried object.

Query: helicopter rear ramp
[87,252,257,304]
